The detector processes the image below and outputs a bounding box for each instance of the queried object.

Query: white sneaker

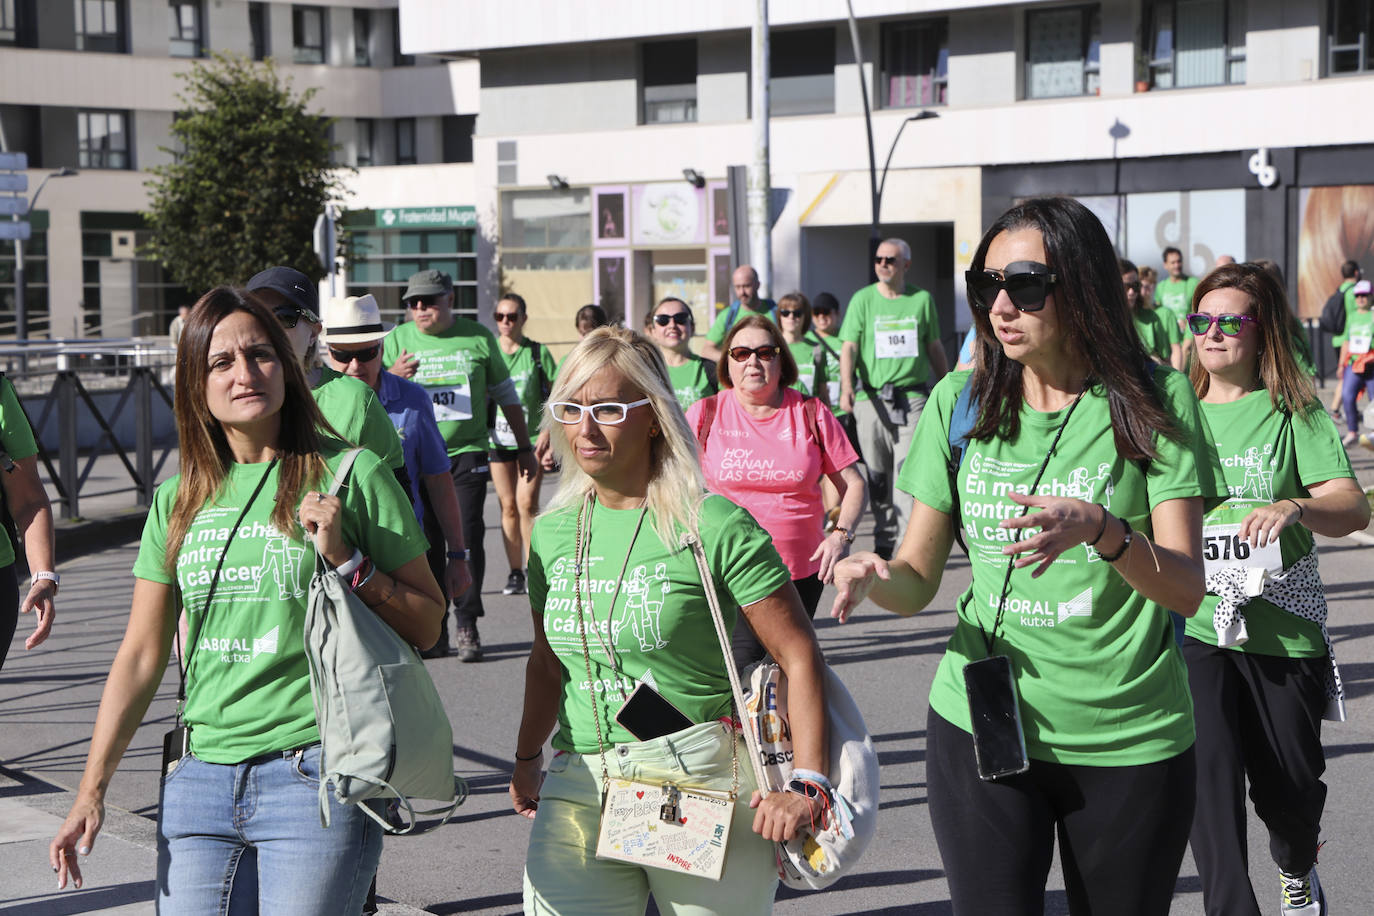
[1279,865,1326,915]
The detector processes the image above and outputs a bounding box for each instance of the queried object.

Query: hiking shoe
[419,640,450,660]
[503,569,526,595]
[1280,866,1326,915]
[455,624,483,663]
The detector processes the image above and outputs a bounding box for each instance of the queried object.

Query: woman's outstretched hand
[829,552,889,623]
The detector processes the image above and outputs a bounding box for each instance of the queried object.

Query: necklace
[573,492,649,711]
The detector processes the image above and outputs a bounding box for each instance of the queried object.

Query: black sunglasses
[965,264,1058,312]
[408,295,442,309]
[653,312,691,326]
[328,343,382,364]
[777,308,806,318]
[274,307,304,329]
[494,311,522,323]
[812,307,834,316]
[874,256,899,267]
[728,345,780,363]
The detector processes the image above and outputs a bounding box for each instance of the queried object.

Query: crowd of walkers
[23,195,1370,915]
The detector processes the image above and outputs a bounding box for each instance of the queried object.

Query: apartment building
[403,0,1374,350]
[0,0,479,339]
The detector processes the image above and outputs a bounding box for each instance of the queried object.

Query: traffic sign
[0,221,32,241]
[0,151,27,171]
[0,198,25,216]
[0,174,28,192]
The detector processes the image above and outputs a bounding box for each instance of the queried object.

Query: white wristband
[32,570,60,591]
[335,550,365,577]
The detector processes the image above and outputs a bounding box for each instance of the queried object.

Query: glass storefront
[343,206,479,322]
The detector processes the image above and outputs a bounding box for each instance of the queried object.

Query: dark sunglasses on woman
[728,345,780,362]
[965,263,1058,312]
[494,311,521,323]
[653,312,691,326]
[777,309,805,319]
[1186,313,1255,337]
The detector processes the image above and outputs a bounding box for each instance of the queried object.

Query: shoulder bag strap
[314,448,365,572]
[803,397,824,456]
[684,529,772,796]
[695,393,719,453]
[175,456,279,719]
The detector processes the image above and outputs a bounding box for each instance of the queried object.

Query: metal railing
[0,339,177,519]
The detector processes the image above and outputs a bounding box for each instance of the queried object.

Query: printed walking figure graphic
[616,563,670,651]
[261,535,306,599]
[1066,463,1116,562]
[1236,444,1276,502]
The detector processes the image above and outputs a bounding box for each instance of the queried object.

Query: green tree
[143,54,350,293]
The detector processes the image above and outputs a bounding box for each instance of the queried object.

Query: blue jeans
[157,744,382,915]
[1341,363,1374,433]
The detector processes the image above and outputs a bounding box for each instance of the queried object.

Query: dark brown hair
[967,197,1178,460]
[717,313,798,389]
[1188,262,1315,416]
[165,287,332,573]
[776,291,814,334]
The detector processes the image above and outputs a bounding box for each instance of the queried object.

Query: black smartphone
[162,725,190,776]
[963,655,1030,781]
[614,683,694,741]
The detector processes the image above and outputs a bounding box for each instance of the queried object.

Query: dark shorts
[489,447,521,463]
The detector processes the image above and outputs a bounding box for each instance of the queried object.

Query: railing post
[56,363,79,520]
[134,364,153,506]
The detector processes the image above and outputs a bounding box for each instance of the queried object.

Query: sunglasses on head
[494,311,522,323]
[1186,313,1255,337]
[777,308,806,319]
[653,311,691,326]
[728,345,780,363]
[965,263,1058,312]
[874,256,899,267]
[328,343,382,364]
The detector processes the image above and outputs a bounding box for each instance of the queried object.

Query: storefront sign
[632,184,704,246]
[355,206,477,229]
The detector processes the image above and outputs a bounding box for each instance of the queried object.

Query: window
[292,5,325,64]
[642,39,697,124]
[771,28,836,116]
[442,115,475,163]
[353,8,371,66]
[78,110,130,169]
[75,0,125,53]
[355,118,374,166]
[1,0,19,45]
[1146,0,1246,89]
[168,1,202,57]
[395,118,415,165]
[1026,6,1100,98]
[343,212,479,317]
[497,140,517,185]
[1329,0,1374,74]
[881,19,948,108]
[391,9,413,66]
[248,2,268,60]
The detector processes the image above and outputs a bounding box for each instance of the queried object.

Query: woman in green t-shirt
[510,327,830,915]
[643,296,716,412]
[0,375,58,670]
[50,288,444,913]
[1183,263,1369,915]
[833,197,1225,915]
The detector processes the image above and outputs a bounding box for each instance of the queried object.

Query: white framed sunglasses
[548,398,651,425]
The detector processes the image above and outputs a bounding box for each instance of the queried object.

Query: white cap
[321,295,387,344]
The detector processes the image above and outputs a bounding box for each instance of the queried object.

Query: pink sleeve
[817,407,859,475]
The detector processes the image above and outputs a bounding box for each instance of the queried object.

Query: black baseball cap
[812,292,840,314]
[246,266,321,324]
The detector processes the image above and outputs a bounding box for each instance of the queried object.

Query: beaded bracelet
[1085,505,1109,547]
[1097,515,1134,563]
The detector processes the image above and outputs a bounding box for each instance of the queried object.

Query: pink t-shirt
[687,388,859,579]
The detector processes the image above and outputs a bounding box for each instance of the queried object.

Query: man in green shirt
[838,237,947,557]
[1155,247,1199,367]
[385,270,537,661]
[700,264,776,360]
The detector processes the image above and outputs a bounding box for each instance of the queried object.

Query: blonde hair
[541,326,705,547]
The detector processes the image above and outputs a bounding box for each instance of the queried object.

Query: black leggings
[926,708,1195,916]
[0,563,20,671]
[730,574,823,674]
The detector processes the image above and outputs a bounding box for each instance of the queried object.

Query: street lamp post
[13,167,77,341]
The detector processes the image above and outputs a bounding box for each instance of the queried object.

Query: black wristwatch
[447,549,469,561]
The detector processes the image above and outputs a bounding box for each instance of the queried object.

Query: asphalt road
[2,444,1372,915]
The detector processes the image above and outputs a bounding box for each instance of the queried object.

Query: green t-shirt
[312,368,404,470]
[839,282,940,400]
[527,494,790,754]
[704,299,777,346]
[1133,309,1171,363]
[1343,309,1374,365]
[788,336,823,398]
[1154,275,1199,316]
[382,318,512,455]
[1185,393,1352,658]
[1332,280,1357,347]
[664,355,718,412]
[132,445,427,764]
[896,368,1226,765]
[1153,303,1184,346]
[490,338,557,450]
[812,331,845,415]
[0,377,38,569]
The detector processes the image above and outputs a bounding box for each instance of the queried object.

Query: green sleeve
[920,291,941,346]
[705,310,731,345]
[1294,400,1356,489]
[540,345,559,394]
[838,292,865,344]
[357,385,405,470]
[131,477,178,585]
[482,328,512,388]
[0,378,38,461]
[341,449,429,570]
[700,495,790,606]
[382,325,407,369]
[894,371,966,510]
[1145,369,1227,511]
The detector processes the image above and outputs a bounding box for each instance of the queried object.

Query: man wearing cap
[384,269,536,662]
[700,264,777,361]
[322,294,472,656]
[246,267,406,482]
[838,238,946,558]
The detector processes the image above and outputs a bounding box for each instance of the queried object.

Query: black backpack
[1319,288,1347,335]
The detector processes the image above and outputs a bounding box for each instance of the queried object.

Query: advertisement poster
[1297,185,1374,320]
[632,184,704,246]
[1124,190,1245,281]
